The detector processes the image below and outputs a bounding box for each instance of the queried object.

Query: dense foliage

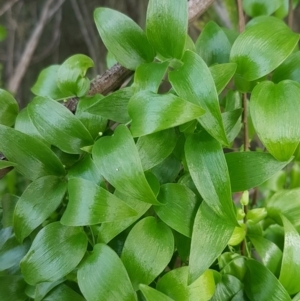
[1,0,300,300]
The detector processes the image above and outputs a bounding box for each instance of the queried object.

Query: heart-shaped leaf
[129,90,205,137]
[28,97,93,154]
[93,125,159,204]
[250,80,300,161]
[0,125,65,181]
[146,0,187,59]
[78,243,137,301]
[61,178,137,226]
[121,217,174,290]
[94,8,155,70]
[189,202,235,284]
[226,152,291,192]
[230,17,299,81]
[169,51,228,145]
[242,0,282,17]
[20,222,87,285]
[154,184,198,237]
[185,131,236,221]
[14,175,67,242]
[0,89,19,126]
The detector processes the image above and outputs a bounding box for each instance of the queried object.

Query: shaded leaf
[0,125,65,181]
[20,222,87,285]
[14,176,67,242]
[43,284,85,301]
[0,276,27,301]
[169,50,228,145]
[146,0,187,59]
[139,284,174,301]
[93,125,159,204]
[242,0,282,17]
[250,80,300,161]
[129,90,205,137]
[0,89,19,126]
[78,243,137,301]
[121,217,174,290]
[94,8,154,70]
[1,194,18,228]
[222,109,242,143]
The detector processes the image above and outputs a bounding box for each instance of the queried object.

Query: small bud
[240,190,249,206]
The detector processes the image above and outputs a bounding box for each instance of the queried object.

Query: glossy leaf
[169,51,228,145]
[93,125,159,204]
[61,178,137,226]
[185,131,236,221]
[134,61,169,93]
[250,80,300,161]
[146,0,187,59]
[34,280,65,301]
[245,260,291,301]
[279,215,300,294]
[242,0,282,17]
[0,125,65,181]
[20,222,87,285]
[249,235,282,275]
[222,109,242,144]
[28,97,93,154]
[196,21,231,66]
[0,89,19,126]
[209,63,237,94]
[273,51,300,83]
[137,128,177,171]
[139,284,174,301]
[94,8,154,70]
[230,17,299,81]
[31,65,71,99]
[85,88,133,124]
[189,202,235,284]
[14,175,67,242]
[78,243,137,301]
[226,152,290,192]
[57,54,94,97]
[129,90,205,137]
[0,276,27,301]
[154,184,198,237]
[43,284,85,301]
[121,217,174,290]
[157,267,215,301]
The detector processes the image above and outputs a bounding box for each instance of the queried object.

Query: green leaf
[189,202,235,284]
[28,97,93,154]
[137,128,177,171]
[0,89,19,126]
[20,222,87,285]
[274,0,300,18]
[0,25,7,42]
[230,17,299,81]
[185,131,236,221]
[34,280,65,301]
[61,178,137,226]
[14,176,67,242]
[146,0,187,59]
[169,51,228,145]
[93,125,159,205]
[157,267,215,301]
[248,235,282,276]
[154,184,198,237]
[209,63,237,94]
[196,21,232,66]
[1,194,18,228]
[139,284,174,301]
[42,284,85,301]
[222,109,242,144]
[250,80,300,161]
[0,125,65,181]
[273,51,300,83]
[226,152,290,192]
[121,217,174,290]
[245,260,291,301]
[85,88,133,124]
[279,215,300,294]
[78,243,137,301]
[0,276,27,301]
[57,54,94,97]
[242,0,282,17]
[31,65,71,99]
[0,161,17,169]
[129,90,205,137]
[267,189,300,232]
[94,8,154,70]
[134,61,169,93]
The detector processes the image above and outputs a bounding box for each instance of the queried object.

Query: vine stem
[288,0,294,29]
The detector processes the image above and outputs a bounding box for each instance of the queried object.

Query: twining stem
[288,0,294,29]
